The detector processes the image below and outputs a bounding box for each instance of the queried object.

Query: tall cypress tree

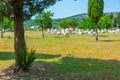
[88,0,104,41]
[0,0,60,72]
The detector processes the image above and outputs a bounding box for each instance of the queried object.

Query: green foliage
[0,3,4,38]
[78,24,84,29]
[53,13,87,26]
[35,11,53,29]
[88,0,104,24]
[10,21,14,31]
[113,17,118,27]
[98,16,112,29]
[58,18,77,29]
[0,0,61,70]
[69,19,78,28]
[114,12,120,27]
[0,3,4,20]
[58,18,69,29]
[88,0,104,41]
[24,19,37,27]
[24,12,119,29]
[109,13,113,19]
[3,17,14,31]
[18,47,36,71]
[34,11,53,37]
[78,17,95,30]
[52,25,60,29]
[24,27,34,31]
[0,0,60,20]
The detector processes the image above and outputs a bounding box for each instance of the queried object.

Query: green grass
[1,31,120,79]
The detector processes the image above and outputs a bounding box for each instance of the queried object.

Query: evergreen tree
[0,0,60,72]
[88,0,104,41]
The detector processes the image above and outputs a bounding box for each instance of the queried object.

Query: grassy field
[1,31,120,79]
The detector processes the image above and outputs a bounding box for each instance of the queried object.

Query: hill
[53,13,87,25]
[24,19,37,27]
[53,12,119,25]
[24,12,119,27]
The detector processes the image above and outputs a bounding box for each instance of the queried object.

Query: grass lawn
[1,31,120,80]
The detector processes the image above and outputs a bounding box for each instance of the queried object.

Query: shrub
[18,47,36,71]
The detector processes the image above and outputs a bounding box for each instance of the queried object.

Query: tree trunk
[13,1,26,72]
[0,20,4,38]
[95,24,98,41]
[41,26,44,38]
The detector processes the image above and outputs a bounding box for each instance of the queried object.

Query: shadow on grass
[100,40,120,42]
[36,53,61,59]
[0,52,61,60]
[34,57,120,80]
[0,52,14,60]
[1,54,120,80]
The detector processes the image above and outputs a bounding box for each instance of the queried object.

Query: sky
[45,0,120,19]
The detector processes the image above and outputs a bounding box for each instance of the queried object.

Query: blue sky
[45,0,120,19]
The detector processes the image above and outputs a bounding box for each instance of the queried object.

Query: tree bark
[13,1,26,71]
[95,24,98,41]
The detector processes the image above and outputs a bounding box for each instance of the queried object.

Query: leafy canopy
[3,17,14,31]
[78,17,94,30]
[0,0,61,20]
[98,16,112,29]
[58,18,77,29]
[34,11,53,29]
[88,0,104,24]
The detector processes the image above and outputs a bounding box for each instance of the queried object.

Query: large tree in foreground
[88,0,104,41]
[0,0,60,72]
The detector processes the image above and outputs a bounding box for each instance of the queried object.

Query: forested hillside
[24,12,119,27]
